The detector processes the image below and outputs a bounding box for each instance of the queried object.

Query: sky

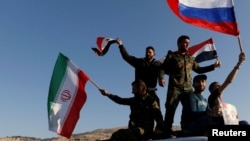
[0,0,249,139]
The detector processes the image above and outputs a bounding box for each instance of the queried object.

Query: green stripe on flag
[47,53,68,114]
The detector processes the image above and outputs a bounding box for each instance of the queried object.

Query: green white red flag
[47,53,89,138]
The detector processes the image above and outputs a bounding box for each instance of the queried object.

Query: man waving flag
[166,0,240,36]
[48,53,90,138]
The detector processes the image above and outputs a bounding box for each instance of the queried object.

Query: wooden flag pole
[89,78,101,90]
[237,36,243,53]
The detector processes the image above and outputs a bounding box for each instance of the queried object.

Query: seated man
[98,79,164,141]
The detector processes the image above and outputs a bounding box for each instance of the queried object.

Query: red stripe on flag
[166,0,240,36]
[188,38,213,55]
[96,37,105,51]
[58,70,89,138]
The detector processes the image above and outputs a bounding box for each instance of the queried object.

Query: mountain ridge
[0,126,181,141]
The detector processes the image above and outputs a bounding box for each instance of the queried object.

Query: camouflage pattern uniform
[107,93,164,141]
[161,51,215,135]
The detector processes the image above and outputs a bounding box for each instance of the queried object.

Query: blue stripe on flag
[179,4,236,23]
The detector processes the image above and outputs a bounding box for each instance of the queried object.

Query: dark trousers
[148,90,161,109]
[109,127,151,141]
[163,87,192,134]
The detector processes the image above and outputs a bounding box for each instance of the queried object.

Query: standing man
[116,38,165,107]
[99,79,164,141]
[161,35,221,137]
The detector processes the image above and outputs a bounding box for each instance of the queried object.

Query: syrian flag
[159,38,217,63]
[92,36,116,56]
[48,53,89,138]
[188,38,218,63]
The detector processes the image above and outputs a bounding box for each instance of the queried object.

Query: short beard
[195,88,205,93]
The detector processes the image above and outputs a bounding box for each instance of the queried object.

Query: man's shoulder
[191,93,206,99]
[145,94,158,101]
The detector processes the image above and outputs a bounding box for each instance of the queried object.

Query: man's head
[145,46,155,61]
[208,81,221,109]
[131,79,147,97]
[177,35,190,53]
[193,74,207,93]
[208,81,220,93]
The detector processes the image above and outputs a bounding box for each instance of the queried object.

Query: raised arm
[219,52,246,95]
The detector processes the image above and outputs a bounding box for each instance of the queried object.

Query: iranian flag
[48,53,89,138]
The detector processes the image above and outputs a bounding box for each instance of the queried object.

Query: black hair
[209,81,219,92]
[132,79,147,91]
[177,35,190,44]
[146,46,155,53]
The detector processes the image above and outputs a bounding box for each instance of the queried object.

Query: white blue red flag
[167,0,240,36]
[188,38,218,63]
[92,37,116,56]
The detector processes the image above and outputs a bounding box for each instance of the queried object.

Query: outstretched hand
[99,89,110,96]
[214,59,221,68]
[239,52,246,63]
[116,38,123,46]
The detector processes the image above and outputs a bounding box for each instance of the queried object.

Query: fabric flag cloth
[218,98,239,125]
[167,0,240,36]
[92,36,116,56]
[187,38,218,63]
[48,53,90,138]
[159,38,218,63]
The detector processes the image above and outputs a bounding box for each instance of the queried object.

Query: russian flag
[188,38,218,63]
[167,0,240,36]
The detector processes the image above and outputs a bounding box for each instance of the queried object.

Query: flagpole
[237,36,243,53]
[89,78,101,90]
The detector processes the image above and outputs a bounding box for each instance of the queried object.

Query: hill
[0,126,181,141]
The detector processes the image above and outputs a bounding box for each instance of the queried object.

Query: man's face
[145,48,155,61]
[132,85,145,97]
[193,79,206,93]
[132,85,137,94]
[178,38,189,52]
[210,82,221,93]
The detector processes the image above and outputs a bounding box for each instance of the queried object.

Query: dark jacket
[107,93,164,132]
[119,45,163,89]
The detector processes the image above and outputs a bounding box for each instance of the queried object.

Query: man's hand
[99,89,110,96]
[116,38,123,46]
[214,60,221,68]
[158,78,165,87]
[207,105,223,116]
